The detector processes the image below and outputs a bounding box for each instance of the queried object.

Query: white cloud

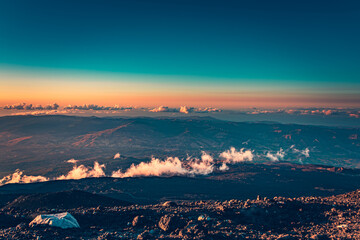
[56,161,106,180]
[3,103,59,110]
[219,163,229,171]
[149,106,221,114]
[111,157,188,178]
[291,146,310,158]
[67,159,78,164]
[112,151,215,178]
[266,148,285,162]
[0,170,49,185]
[187,152,214,175]
[179,106,193,114]
[64,104,132,111]
[0,146,314,186]
[219,147,254,163]
[149,106,177,113]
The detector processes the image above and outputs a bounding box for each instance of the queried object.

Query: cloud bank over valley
[0,146,311,186]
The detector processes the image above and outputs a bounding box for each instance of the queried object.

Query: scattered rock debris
[1,190,360,239]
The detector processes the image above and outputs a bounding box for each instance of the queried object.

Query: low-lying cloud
[67,159,79,164]
[2,104,358,119]
[3,103,59,110]
[266,148,285,162]
[149,106,178,113]
[149,106,221,114]
[0,161,105,185]
[219,162,229,171]
[291,146,310,158]
[219,147,254,171]
[64,104,133,111]
[1,103,220,114]
[0,146,312,186]
[186,152,214,175]
[247,108,360,119]
[1,104,223,117]
[0,170,49,185]
[112,157,188,178]
[220,147,254,163]
[112,151,215,178]
[56,161,106,180]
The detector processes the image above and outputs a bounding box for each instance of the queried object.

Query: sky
[0,0,360,108]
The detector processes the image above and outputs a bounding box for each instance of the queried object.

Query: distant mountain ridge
[0,115,359,178]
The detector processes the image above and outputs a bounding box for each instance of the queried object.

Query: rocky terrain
[1,189,360,239]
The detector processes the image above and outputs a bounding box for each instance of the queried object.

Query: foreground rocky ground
[1,189,360,239]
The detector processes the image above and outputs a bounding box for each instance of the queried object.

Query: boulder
[132,215,146,227]
[198,215,211,221]
[162,201,177,207]
[158,214,179,232]
[29,212,80,229]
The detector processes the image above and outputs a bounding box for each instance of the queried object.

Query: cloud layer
[1,103,223,116]
[2,104,359,119]
[56,161,106,180]
[149,106,221,114]
[266,148,285,162]
[0,146,312,186]
[0,170,49,185]
[64,104,133,111]
[247,108,360,118]
[3,103,59,110]
[112,151,215,177]
[219,147,254,171]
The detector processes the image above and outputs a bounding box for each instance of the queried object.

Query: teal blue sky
[0,0,359,107]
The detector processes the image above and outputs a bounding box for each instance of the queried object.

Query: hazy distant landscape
[0,114,359,204]
[0,115,359,180]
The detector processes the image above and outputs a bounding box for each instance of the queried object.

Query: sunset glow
[1,0,359,109]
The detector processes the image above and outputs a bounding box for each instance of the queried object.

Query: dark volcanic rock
[158,214,182,232]
[162,201,177,207]
[132,215,147,227]
[1,189,360,239]
[137,230,153,240]
[0,214,23,228]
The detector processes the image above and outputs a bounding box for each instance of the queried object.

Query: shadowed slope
[3,190,131,211]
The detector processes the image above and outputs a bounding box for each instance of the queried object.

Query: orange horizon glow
[1,68,359,109]
[1,94,359,109]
